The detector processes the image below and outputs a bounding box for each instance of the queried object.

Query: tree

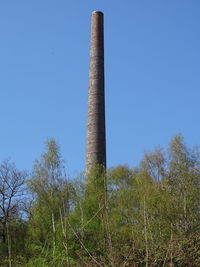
[0,159,26,265]
[27,139,72,264]
[167,134,200,236]
[0,134,198,266]
[140,147,166,181]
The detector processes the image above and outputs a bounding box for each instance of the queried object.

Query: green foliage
[1,135,200,265]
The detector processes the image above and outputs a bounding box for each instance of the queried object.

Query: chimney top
[92,11,103,15]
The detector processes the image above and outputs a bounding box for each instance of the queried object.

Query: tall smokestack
[86,11,106,174]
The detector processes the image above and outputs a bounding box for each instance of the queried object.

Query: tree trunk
[6,222,12,267]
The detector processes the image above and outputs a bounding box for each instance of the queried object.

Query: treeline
[0,135,200,266]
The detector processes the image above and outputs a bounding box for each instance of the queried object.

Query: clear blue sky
[0,1,200,176]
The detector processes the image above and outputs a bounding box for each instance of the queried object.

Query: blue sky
[0,1,200,176]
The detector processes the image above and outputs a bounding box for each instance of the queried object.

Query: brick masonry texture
[86,11,106,173]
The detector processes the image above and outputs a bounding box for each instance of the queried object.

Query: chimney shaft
[86,11,106,174]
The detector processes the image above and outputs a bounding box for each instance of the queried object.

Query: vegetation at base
[0,135,200,266]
